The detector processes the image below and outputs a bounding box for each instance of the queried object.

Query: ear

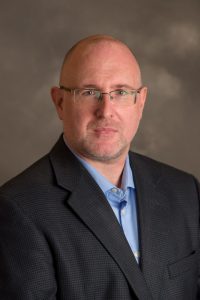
[137,86,147,121]
[139,86,148,109]
[51,86,64,120]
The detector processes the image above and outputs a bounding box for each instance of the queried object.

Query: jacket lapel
[68,175,153,300]
[130,153,171,299]
[49,137,153,300]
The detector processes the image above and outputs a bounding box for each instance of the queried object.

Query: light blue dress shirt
[75,153,140,263]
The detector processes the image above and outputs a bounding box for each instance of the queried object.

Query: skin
[51,35,147,186]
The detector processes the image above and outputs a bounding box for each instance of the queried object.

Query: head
[51,34,147,164]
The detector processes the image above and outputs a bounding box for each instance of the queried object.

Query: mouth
[94,127,118,136]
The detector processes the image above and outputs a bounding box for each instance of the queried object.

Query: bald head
[63,35,119,62]
[59,34,142,87]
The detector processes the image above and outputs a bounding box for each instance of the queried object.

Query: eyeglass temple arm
[59,86,72,92]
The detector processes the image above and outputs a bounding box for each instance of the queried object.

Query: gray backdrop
[1,0,199,185]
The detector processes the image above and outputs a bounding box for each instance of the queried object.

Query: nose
[95,93,114,118]
[99,92,113,101]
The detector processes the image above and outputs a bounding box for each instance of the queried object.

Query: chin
[83,145,128,162]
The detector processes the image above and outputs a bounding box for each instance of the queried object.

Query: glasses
[60,85,143,107]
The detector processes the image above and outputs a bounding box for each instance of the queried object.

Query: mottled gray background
[1,0,199,185]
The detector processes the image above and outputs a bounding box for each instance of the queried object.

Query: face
[51,40,147,164]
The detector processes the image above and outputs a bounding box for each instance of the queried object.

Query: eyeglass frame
[59,85,143,105]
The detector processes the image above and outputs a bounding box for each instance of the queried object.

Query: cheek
[123,110,142,139]
[63,106,90,135]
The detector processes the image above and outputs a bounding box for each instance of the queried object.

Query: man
[0,35,199,299]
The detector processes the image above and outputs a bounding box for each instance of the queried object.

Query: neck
[63,136,128,186]
[81,155,127,187]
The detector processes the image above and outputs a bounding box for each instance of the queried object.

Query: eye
[115,90,128,96]
[81,89,96,96]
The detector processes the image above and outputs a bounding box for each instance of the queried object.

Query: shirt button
[121,208,126,216]
[134,251,140,259]
[111,188,117,193]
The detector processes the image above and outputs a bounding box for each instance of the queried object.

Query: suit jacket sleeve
[0,193,57,299]
[196,178,200,299]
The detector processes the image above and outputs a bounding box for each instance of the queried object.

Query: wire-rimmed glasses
[60,85,143,107]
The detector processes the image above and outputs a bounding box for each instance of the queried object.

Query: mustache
[87,120,120,130]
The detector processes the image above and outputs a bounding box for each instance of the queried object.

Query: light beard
[77,137,130,163]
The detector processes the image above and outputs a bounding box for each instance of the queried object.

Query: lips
[88,121,119,136]
[94,127,118,136]
[95,127,117,132]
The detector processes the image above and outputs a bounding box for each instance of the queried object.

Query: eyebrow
[80,84,136,90]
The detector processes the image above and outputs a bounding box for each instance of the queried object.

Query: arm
[0,194,57,299]
[195,178,200,299]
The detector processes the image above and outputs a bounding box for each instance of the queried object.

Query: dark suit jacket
[0,137,199,299]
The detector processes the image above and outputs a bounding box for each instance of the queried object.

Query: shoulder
[0,135,81,211]
[129,151,199,195]
[129,151,194,178]
[0,154,54,199]
[0,136,69,196]
[0,146,72,226]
